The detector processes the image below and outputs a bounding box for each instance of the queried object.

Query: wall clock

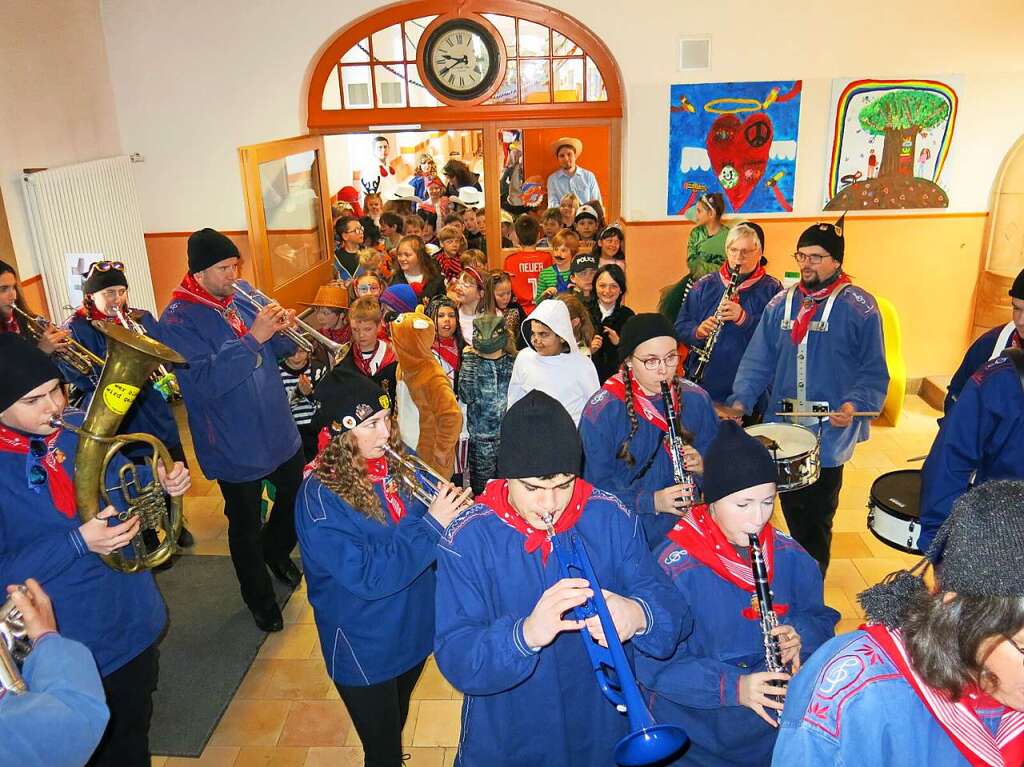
[418,17,503,103]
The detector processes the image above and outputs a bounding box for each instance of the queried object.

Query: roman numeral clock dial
[420,18,502,102]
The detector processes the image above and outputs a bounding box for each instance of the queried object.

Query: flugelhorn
[112,306,181,401]
[0,586,30,695]
[11,305,104,376]
[50,322,185,573]
[382,445,472,510]
[542,519,688,766]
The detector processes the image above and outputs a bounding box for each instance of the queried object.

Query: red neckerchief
[352,340,397,377]
[865,625,1024,767]
[171,273,248,338]
[379,165,394,178]
[603,373,678,461]
[323,325,350,345]
[719,262,766,292]
[435,252,462,282]
[1012,331,1023,350]
[432,336,460,372]
[1,311,19,333]
[481,478,592,564]
[74,305,112,322]
[0,424,75,518]
[366,455,406,523]
[790,273,851,345]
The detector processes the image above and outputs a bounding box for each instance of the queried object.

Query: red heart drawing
[705,112,773,211]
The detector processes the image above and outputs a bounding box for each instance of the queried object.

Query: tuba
[51,323,186,573]
[0,586,30,694]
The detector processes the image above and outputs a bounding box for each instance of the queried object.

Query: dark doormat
[150,554,297,757]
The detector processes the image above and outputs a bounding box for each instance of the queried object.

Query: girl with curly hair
[296,367,470,767]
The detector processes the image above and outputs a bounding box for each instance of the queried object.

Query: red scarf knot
[171,273,248,338]
[367,455,406,523]
[2,311,21,334]
[790,274,851,345]
[0,424,76,518]
[482,478,593,564]
[432,336,460,373]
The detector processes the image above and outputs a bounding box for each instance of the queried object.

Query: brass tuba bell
[52,322,186,573]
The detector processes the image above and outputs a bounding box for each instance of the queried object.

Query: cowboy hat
[385,183,423,203]
[300,283,349,310]
[550,137,583,157]
[450,186,484,210]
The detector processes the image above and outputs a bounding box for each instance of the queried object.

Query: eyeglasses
[1008,639,1024,667]
[792,252,831,265]
[355,283,379,295]
[26,439,47,488]
[345,226,364,235]
[728,247,758,258]
[635,352,679,371]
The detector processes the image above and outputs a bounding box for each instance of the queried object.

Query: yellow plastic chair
[874,295,906,427]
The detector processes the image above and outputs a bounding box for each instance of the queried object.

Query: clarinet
[689,263,742,385]
[659,381,693,488]
[749,533,786,716]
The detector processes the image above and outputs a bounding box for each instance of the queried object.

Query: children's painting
[666,80,802,215]
[823,78,960,210]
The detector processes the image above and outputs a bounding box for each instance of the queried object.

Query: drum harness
[777,283,850,435]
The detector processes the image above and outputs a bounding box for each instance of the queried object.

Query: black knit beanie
[188,228,240,274]
[619,313,677,362]
[82,261,128,295]
[312,366,391,435]
[0,333,62,413]
[702,421,779,504]
[797,213,846,262]
[859,480,1024,629]
[1010,268,1024,301]
[497,391,581,479]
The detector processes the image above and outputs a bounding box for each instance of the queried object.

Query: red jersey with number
[503,249,553,315]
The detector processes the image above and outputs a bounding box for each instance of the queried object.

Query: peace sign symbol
[745,118,772,147]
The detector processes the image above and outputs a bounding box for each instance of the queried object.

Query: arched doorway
[238,0,624,304]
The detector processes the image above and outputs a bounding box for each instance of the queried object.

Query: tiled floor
[153,397,938,766]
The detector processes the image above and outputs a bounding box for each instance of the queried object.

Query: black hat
[618,313,677,362]
[571,253,598,275]
[497,391,581,479]
[797,213,846,262]
[0,333,62,413]
[1010,268,1024,301]
[188,228,240,274]
[859,480,1024,629]
[734,221,766,254]
[81,261,128,295]
[702,422,778,504]
[312,366,392,435]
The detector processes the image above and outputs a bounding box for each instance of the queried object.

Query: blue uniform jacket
[943,324,1015,417]
[0,633,109,767]
[675,271,782,403]
[773,629,1006,766]
[637,530,839,767]
[580,380,720,547]
[0,410,166,676]
[296,473,442,686]
[729,285,889,467]
[919,356,1024,551]
[158,279,300,482]
[434,489,690,767]
[61,310,182,449]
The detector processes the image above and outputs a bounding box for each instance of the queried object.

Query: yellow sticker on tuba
[102,383,141,415]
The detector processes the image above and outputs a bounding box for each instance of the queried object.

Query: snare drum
[744,423,820,492]
[866,470,922,553]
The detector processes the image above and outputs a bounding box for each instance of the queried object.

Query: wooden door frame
[238,134,335,307]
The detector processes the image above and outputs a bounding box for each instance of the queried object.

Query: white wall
[0,0,123,277]
[100,0,1024,233]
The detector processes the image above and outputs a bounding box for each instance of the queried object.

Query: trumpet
[382,445,472,510]
[0,586,31,694]
[543,519,688,766]
[11,305,104,376]
[689,262,741,385]
[230,282,348,364]
[112,306,181,402]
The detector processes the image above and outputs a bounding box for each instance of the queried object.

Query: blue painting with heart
[667,80,802,215]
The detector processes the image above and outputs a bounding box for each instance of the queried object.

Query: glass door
[238,135,334,308]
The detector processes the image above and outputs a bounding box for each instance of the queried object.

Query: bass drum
[867,470,922,553]
[744,423,820,492]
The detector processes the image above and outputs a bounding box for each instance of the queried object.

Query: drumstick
[775,411,881,418]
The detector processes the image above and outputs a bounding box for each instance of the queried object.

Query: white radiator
[22,155,157,318]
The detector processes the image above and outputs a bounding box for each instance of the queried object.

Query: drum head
[745,423,818,458]
[869,470,921,521]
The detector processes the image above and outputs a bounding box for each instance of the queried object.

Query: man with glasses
[334,216,365,282]
[720,216,888,574]
[675,222,781,412]
[581,313,719,548]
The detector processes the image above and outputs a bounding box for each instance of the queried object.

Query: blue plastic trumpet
[549,528,688,766]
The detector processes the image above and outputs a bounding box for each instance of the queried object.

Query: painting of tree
[859,91,950,179]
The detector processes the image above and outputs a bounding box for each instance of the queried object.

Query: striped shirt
[279,362,325,425]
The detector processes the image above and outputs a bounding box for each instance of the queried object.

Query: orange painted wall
[21,276,50,321]
[144,233,255,313]
[521,126,610,209]
[623,213,990,380]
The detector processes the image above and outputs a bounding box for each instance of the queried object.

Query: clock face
[421,19,502,101]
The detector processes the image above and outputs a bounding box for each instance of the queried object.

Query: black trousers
[335,660,426,767]
[217,448,303,611]
[779,466,844,575]
[87,644,159,767]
